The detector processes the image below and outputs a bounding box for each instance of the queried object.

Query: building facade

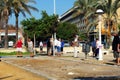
[59,6,120,43]
[0,26,24,47]
[59,7,97,42]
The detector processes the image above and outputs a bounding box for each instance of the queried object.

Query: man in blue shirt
[61,39,64,54]
[91,39,96,57]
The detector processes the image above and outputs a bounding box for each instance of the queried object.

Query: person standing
[91,39,96,57]
[27,38,34,57]
[73,35,79,58]
[39,41,43,52]
[47,38,53,56]
[15,37,23,57]
[61,39,64,54]
[0,56,2,62]
[47,38,51,55]
[54,38,58,54]
[117,41,120,65]
[95,38,99,59]
[56,38,61,56]
[82,40,90,59]
[112,32,120,63]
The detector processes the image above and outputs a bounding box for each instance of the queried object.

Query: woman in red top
[16,37,23,57]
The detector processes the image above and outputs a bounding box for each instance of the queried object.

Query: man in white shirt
[73,35,79,58]
[56,38,61,56]
[95,38,100,58]
[54,38,58,53]
[39,41,43,52]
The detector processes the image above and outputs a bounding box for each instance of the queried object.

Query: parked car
[0,40,4,48]
[79,41,85,47]
[64,40,70,47]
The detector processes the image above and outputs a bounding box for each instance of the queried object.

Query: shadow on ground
[0,76,13,79]
[73,76,120,80]
[105,60,117,65]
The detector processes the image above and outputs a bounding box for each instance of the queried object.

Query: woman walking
[27,38,34,57]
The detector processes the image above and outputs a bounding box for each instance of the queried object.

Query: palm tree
[11,0,38,41]
[74,0,120,48]
[0,0,12,48]
[99,0,120,46]
[74,0,99,15]
[0,0,38,48]
[74,0,101,36]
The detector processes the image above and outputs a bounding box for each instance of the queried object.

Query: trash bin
[82,42,90,59]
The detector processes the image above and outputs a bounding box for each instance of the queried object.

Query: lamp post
[34,33,36,55]
[54,0,56,14]
[53,0,56,56]
[96,9,104,60]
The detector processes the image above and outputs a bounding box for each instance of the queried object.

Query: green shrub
[0,52,30,56]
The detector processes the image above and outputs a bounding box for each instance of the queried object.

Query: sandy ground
[0,47,120,80]
[2,55,120,80]
[0,61,47,80]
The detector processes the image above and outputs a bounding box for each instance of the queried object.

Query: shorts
[96,48,99,54]
[16,47,22,52]
[113,51,120,58]
[28,47,33,52]
[57,47,61,52]
[40,46,43,51]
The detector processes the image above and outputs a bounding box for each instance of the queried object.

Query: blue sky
[8,0,76,26]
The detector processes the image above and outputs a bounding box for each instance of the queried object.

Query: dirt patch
[0,62,47,80]
[3,56,120,80]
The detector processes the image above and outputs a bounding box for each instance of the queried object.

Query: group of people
[91,32,120,65]
[14,37,65,57]
[14,32,120,65]
[14,37,44,57]
[46,38,64,56]
[14,37,34,57]
[91,38,100,59]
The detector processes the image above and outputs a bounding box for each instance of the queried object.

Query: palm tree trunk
[4,18,8,48]
[15,14,19,42]
[106,20,112,49]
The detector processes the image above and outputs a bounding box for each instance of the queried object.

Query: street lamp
[53,0,56,56]
[96,9,104,60]
[54,0,56,14]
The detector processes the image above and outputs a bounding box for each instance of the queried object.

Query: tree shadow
[36,52,48,56]
[37,53,48,56]
[36,51,55,57]
[105,60,116,65]
[0,76,13,79]
[105,63,116,65]
[0,75,24,80]
[73,76,120,80]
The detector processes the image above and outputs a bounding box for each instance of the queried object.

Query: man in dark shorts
[112,32,120,64]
